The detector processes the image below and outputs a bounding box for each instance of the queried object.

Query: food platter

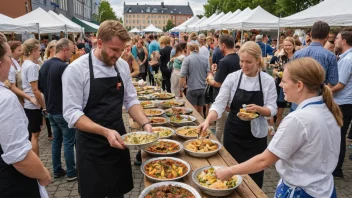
[160,99,185,108]
[143,139,183,156]
[152,93,175,100]
[183,139,222,158]
[170,115,196,126]
[192,166,243,197]
[138,95,155,101]
[139,182,201,198]
[140,101,156,109]
[149,117,169,126]
[122,131,159,150]
[141,157,191,182]
[144,109,165,117]
[152,127,175,139]
[165,107,193,116]
[137,90,155,95]
[175,126,199,139]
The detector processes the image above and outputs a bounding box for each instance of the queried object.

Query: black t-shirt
[213,53,241,100]
[159,46,173,75]
[38,58,68,114]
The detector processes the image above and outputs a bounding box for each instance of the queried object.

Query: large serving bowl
[141,157,191,182]
[192,166,243,197]
[143,139,183,157]
[140,101,156,109]
[144,108,165,117]
[152,127,175,139]
[170,115,196,126]
[175,126,199,140]
[183,139,222,158]
[149,117,169,126]
[165,107,193,116]
[139,181,201,198]
[160,99,185,108]
[121,131,158,150]
[152,93,175,100]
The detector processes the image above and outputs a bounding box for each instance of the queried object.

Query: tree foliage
[95,1,117,23]
[163,20,175,32]
[204,0,323,18]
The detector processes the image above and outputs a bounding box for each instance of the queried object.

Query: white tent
[199,12,225,31]
[222,8,253,29]
[185,17,208,32]
[143,24,163,33]
[0,13,38,32]
[207,11,235,30]
[171,16,199,32]
[192,13,220,32]
[281,0,352,27]
[48,11,82,32]
[235,6,279,30]
[129,28,141,33]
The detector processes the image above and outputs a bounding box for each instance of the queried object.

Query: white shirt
[0,82,32,165]
[268,96,340,197]
[62,51,140,128]
[199,46,210,59]
[210,70,277,138]
[8,58,21,84]
[21,60,40,110]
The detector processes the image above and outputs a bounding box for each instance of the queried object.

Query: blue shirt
[148,40,160,59]
[293,42,338,85]
[131,45,138,60]
[212,47,224,65]
[256,41,274,57]
[333,48,352,105]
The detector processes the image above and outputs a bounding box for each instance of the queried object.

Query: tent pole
[277,16,281,49]
[65,25,68,39]
[37,23,40,41]
[241,29,244,44]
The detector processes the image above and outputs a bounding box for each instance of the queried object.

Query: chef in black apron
[199,41,277,188]
[62,21,152,198]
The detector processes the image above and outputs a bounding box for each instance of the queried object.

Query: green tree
[96,1,117,23]
[275,0,323,17]
[163,20,175,32]
[196,14,204,19]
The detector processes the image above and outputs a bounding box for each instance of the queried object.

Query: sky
[109,0,207,18]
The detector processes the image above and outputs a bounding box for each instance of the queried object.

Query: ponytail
[321,85,343,127]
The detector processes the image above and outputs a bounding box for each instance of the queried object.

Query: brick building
[0,0,32,18]
[123,2,193,30]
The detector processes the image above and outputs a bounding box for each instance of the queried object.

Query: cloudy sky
[109,0,207,18]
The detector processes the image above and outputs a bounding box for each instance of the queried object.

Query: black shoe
[67,174,77,182]
[332,171,344,178]
[134,160,142,166]
[54,169,67,178]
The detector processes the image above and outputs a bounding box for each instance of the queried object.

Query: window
[141,9,144,13]
[25,2,29,13]
[152,8,158,13]
[137,20,139,23]
[129,9,132,13]
[158,15,161,18]
[146,7,150,12]
[44,0,47,5]
[170,11,173,14]
[126,19,128,23]
[133,20,135,24]
[137,15,139,18]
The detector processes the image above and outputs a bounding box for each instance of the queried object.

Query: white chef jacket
[21,60,40,110]
[268,96,340,197]
[62,51,140,128]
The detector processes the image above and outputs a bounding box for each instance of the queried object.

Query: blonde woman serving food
[199,41,277,188]
[215,58,340,198]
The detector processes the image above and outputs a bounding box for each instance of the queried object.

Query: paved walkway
[39,115,352,198]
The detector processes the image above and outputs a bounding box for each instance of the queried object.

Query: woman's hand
[198,121,210,134]
[29,97,39,107]
[245,104,261,114]
[215,167,234,181]
[178,90,183,97]
[170,58,175,63]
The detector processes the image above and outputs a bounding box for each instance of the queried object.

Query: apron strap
[88,52,95,80]
[258,71,263,92]
[236,72,244,91]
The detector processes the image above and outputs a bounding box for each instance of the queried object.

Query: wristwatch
[141,122,151,129]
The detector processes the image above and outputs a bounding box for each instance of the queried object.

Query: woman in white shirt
[215,57,341,198]
[199,41,277,187]
[170,42,187,95]
[0,32,51,198]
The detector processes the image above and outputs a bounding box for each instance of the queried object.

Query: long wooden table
[129,98,267,198]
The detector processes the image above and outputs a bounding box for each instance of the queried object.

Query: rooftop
[123,2,193,15]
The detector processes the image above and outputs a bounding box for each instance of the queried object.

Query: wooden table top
[129,98,267,198]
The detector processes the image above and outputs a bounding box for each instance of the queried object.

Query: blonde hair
[44,40,57,60]
[189,32,198,41]
[239,41,264,68]
[187,42,199,52]
[22,38,40,56]
[97,20,131,42]
[286,58,343,126]
[159,36,170,46]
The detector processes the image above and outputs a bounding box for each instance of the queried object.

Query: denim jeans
[48,114,76,177]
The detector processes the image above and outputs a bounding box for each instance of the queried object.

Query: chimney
[161,2,164,8]
[188,2,190,6]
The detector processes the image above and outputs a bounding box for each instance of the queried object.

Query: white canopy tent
[192,13,220,32]
[48,11,82,32]
[233,6,279,30]
[185,16,208,32]
[281,0,352,27]
[207,10,239,30]
[0,13,38,32]
[199,12,225,31]
[129,28,141,33]
[171,16,199,32]
[222,8,253,29]
[143,24,163,33]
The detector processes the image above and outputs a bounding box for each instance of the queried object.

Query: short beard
[101,47,117,67]
[335,46,342,55]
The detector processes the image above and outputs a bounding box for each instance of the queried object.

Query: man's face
[219,42,225,55]
[98,36,126,66]
[65,43,75,62]
[334,33,343,53]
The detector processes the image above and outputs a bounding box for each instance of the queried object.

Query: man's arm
[331,83,345,93]
[30,81,45,109]
[128,104,152,132]
[327,55,339,86]
[130,56,140,77]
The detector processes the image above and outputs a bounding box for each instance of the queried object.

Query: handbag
[204,84,214,104]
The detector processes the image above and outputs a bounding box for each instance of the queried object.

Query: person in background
[256,35,274,57]
[189,32,199,45]
[158,36,173,92]
[305,33,312,46]
[212,34,224,66]
[43,40,57,61]
[206,35,241,143]
[0,32,51,198]
[91,37,97,49]
[136,39,148,81]
[121,42,140,78]
[198,34,210,59]
[69,43,85,63]
[215,57,340,198]
[131,37,138,60]
[179,43,209,117]
[331,29,352,178]
[148,34,160,85]
[21,38,46,156]
[324,40,335,53]
[199,41,277,187]
[170,43,187,95]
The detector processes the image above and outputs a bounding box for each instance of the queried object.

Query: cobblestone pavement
[39,114,352,198]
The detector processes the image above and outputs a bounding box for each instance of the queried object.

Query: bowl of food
[183,139,221,158]
[165,107,193,116]
[122,131,159,150]
[141,157,191,182]
[138,95,155,101]
[140,101,156,109]
[152,93,175,100]
[149,117,169,126]
[138,90,155,95]
[170,115,196,126]
[160,99,185,108]
[139,182,201,198]
[175,126,199,139]
[237,108,259,121]
[192,166,243,197]
[152,127,174,139]
[144,109,165,117]
[143,139,183,157]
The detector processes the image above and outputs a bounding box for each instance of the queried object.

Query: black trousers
[334,104,352,173]
[162,73,171,93]
[45,117,52,137]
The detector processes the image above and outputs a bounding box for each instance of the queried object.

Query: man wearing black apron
[62,21,152,198]
[224,72,267,188]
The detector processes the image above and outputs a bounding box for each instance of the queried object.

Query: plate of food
[138,95,155,101]
[152,93,175,100]
[170,115,196,126]
[175,126,199,139]
[160,99,185,108]
[137,90,155,95]
[152,127,174,139]
[141,157,191,182]
[192,166,243,197]
[122,131,158,150]
[140,101,156,109]
[143,139,183,156]
[139,182,201,198]
[165,107,193,116]
[237,105,259,121]
[183,139,221,158]
[144,109,165,117]
[149,117,169,126]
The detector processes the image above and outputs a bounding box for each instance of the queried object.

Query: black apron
[76,53,133,198]
[224,72,267,188]
[0,147,40,198]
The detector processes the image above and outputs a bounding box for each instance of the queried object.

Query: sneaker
[134,160,142,166]
[67,175,77,182]
[54,169,67,178]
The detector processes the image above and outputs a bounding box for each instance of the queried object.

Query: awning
[72,17,99,32]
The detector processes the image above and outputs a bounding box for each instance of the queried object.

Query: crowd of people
[0,19,351,198]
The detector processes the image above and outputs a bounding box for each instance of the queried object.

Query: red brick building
[0,0,32,18]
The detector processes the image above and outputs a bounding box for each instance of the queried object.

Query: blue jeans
[48,114,76,177]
